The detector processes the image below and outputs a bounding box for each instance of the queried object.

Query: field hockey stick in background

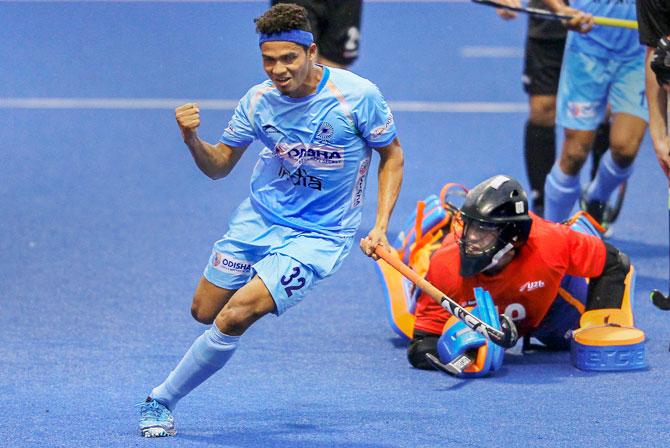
[472,0,638,29]
[374,245,519,349]
[651,97,670,311]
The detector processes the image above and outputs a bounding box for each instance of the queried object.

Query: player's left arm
[360,137,404,259]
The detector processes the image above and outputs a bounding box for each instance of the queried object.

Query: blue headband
[258,29,314,47]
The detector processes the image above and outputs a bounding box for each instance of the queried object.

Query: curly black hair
[254,3,312,35]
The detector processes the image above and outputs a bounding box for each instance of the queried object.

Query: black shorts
[271,0,362,66]
[522,37,566,96]
[636,0,670,47]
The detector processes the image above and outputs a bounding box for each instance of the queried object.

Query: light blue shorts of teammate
[557,50,648,131]
[203,198,354,315]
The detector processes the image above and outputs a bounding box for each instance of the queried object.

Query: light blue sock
[585,151,633,202]
[543,162,581,223]
[150,325,239,411]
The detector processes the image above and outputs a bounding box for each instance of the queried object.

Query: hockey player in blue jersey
[542,0,648,230]
[137,3,404,437]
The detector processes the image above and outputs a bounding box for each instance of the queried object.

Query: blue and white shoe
[137,397,176,437]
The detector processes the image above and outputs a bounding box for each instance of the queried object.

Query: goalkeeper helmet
[457,175,532,277]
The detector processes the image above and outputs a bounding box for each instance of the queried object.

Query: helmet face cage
[456,176,532,276]
[456,214,504,256]
[457,212,518,276]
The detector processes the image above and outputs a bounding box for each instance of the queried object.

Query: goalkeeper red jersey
[413,215,607,336]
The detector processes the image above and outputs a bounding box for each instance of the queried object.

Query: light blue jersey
[220,66,397,237]
[568,0,643,60]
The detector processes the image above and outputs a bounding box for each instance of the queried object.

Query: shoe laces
[137,400,169,421]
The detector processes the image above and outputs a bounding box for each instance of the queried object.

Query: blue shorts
[203,198,354,315]
[531,275,588,350]
[557,48,648,130]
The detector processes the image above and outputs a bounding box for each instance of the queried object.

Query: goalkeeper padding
[566,211,646,371]
[570,265,646,371]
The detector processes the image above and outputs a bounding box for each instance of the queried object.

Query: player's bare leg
[559,128,596,175]
[190,276,236,324]
[214,276,276,336]
[608,112,646,167]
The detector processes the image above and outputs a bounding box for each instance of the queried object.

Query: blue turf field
[1,1,669,447]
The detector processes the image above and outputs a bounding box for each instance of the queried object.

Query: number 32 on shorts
[281,267,306,297]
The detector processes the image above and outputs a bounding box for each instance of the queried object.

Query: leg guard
[375,251,416,341]
[571,266,646,371]
[436,288,504,378]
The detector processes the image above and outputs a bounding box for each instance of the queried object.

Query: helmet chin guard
[457,175,532,277]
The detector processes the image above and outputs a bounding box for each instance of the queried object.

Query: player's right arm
[175,103,248,180]
[645,47,670,179]
[542,0,594,33]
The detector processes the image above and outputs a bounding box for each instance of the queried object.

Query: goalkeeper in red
[407,175,645,376]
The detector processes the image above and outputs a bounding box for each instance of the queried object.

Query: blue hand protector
[437,288,505,378]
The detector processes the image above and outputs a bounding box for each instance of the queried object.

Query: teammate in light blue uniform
[543,0,648,227]
[137,4,404,438]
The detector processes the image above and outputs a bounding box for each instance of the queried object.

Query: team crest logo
[315,121,334,142]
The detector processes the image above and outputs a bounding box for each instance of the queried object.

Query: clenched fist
[175,103,201,141]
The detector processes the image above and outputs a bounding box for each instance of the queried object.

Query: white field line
[0,97,527,113]
[460,46,523,58]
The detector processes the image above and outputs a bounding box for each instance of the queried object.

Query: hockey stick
[472,0,638,29]
[374,245,519,349]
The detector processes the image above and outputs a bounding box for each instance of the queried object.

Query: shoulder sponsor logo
[351,157,371,208]
[211,252,252,275]
[371,113,394,138]
[274,142,344,170]
[519,280,545,293]
[567,101,597,119]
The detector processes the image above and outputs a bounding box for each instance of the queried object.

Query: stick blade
[425,352,475,377]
